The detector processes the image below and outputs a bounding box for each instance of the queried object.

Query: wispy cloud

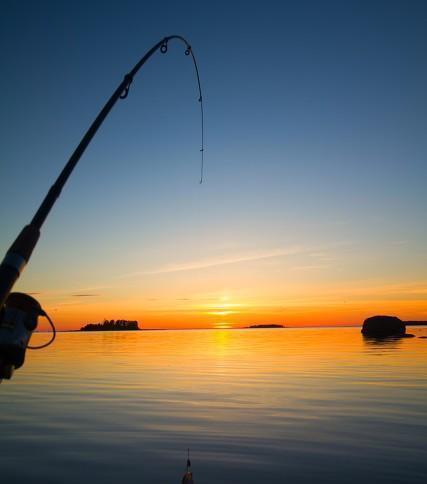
[390,240,408,246]
[71,294,100,297]
[121,246,304,277]
[290,264,329,272]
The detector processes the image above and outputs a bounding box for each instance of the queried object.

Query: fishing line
[185,46,205,184]
[157,39,205,183]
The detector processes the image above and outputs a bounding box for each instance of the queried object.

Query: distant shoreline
[405,321,427,326]
[35,322,427,333]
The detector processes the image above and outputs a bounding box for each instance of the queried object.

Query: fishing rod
[0,35,204,381]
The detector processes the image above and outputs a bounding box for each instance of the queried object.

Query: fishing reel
[0,293,55,382]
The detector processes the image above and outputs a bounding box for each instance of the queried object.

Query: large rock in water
[362,315,405,336]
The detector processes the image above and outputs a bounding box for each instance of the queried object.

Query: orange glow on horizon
[22,262,426,333]
[35,294,427,332]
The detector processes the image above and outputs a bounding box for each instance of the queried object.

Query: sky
[1,0,426,330]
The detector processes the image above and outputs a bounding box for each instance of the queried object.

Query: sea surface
[1,327,426,484]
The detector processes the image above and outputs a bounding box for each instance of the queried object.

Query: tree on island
[80,319,140,331]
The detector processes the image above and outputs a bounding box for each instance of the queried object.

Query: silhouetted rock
[247,324,284,329]
[361,315,405,337]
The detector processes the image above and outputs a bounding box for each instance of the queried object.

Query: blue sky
[1,0,426,328]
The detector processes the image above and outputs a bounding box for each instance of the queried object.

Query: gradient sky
[1,0,426,330]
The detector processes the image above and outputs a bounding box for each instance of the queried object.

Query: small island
[246,324,284,329]
[80,319,140,331]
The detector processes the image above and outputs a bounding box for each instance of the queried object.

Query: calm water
[1,327,426,483]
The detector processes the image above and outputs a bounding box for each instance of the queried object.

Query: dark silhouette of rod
[0,35,204,308]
